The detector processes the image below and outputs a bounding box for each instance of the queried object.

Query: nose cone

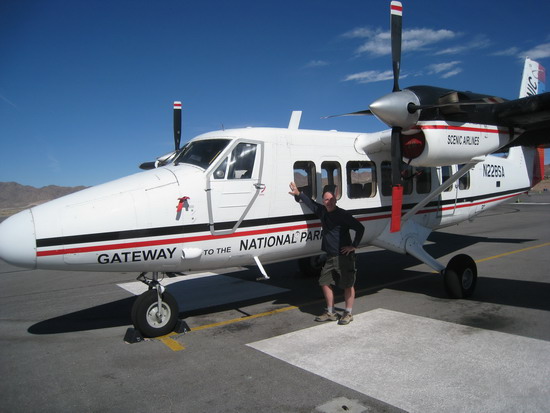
[0,209,37,269]
[369,89,421,129]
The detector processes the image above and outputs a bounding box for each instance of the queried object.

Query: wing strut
[400,161,481,225]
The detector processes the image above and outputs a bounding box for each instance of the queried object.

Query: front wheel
[444,254,477,299]
[131,289,179,337]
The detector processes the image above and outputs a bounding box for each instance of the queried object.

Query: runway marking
[248,309,550,413]
[158,333,185,351]
[476,241,550,263]
[190,305,298,332]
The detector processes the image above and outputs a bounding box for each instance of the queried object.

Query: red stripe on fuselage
[415,124,511,134]
[35,191,524,258]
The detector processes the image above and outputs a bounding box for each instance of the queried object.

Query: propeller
[139,101,183,170]
[388,1,404,232]
[325,2,508,232]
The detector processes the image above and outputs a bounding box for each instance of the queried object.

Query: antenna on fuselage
[288,111,302,129]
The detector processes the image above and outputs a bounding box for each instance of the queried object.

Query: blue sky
[1,0,549,188]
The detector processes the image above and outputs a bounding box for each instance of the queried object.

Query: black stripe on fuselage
[36,187,528,248]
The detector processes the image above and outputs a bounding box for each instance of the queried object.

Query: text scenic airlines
[1,1,549,338]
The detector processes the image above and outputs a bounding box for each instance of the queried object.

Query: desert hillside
[0,182,87,217]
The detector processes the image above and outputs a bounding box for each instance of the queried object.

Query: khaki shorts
[319,253,357,289]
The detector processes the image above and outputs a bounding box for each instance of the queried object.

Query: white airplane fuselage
[0,121,535,274]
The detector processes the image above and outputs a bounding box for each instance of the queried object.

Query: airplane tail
[516,58,546,187]
[519,58,546,98]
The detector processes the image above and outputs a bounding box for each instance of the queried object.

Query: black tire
[444,254,477,298]
[131,289,179,338]
[298,255,325,278]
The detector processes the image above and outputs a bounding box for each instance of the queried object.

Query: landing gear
[443,254,477,298]
[131,272,179,337]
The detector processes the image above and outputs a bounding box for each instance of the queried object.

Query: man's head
[322,190,337,212]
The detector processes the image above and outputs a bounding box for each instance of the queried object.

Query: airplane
[1,1,549,338]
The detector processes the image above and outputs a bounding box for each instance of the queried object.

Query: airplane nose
[0,209,37,269]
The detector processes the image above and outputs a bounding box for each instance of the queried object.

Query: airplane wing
[494,92,550,147]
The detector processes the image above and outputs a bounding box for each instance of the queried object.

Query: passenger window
[227,143,256,179]
[346,161,376,198]
[416,167,432,194]
[458,164,470,190]
[381,161,392,197]
[441,166,453,191]
[402,164,413,195]
[321,161,342,199]
[294,161,316,199]
[381,161,413,196]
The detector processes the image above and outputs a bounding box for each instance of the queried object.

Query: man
[289,182,364,325]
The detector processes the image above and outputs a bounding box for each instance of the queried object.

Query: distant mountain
[0,182,88,217]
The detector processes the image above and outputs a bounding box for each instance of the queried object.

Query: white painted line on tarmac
[248,308,550,413]
[118,268,289,312]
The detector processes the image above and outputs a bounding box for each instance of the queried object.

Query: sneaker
[338,312,353,325]
[315,312,339,322]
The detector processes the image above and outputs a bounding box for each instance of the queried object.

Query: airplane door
[206,140,264,235]
[438,165,458,217]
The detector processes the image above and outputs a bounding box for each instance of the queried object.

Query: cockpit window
[174,139,230,169]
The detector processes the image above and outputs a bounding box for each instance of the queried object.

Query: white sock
[345,308,352,314]
[327,307,334,314]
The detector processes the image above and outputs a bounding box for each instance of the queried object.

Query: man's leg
[315,258,339,321]
[338,254,356,325]
[344,286,355,310]
[321,284,334,310]
[315,284,338,321]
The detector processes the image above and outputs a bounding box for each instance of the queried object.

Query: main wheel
[444,254,477,298]
[298,255,325,277]
[131,289,179,338]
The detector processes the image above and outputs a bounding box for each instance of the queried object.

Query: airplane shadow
[27,230,547,335]
[28,297,135,335]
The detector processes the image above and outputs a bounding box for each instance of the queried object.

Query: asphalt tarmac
[1,193,549,413]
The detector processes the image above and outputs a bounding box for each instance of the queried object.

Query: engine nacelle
[403,122,515,167]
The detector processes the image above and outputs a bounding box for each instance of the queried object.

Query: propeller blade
[173,101,182,151]
[390,1,403,92]
[390,126,403,232]
[139,100,183,170]
[321,109,373,119]
[390,126,402,187]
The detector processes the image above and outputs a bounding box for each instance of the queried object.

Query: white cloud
[492,47,520,57]
[342,27,377,39]
[343,70,395,84]
[521,43,550,60]
[426,61,462,78]
[350,27,458,56]
[427,61,461,74]
[435,35,490,56]
[441,68,463,78]
[303,60,329,68]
